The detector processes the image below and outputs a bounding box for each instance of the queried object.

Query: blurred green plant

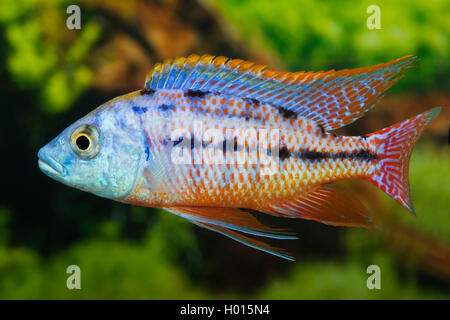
[1,208,448,299]
[0,211,207,299]
[393,143,450,242]
[209,0,450,91]
[0,0,100,113]
[256,255,446,299]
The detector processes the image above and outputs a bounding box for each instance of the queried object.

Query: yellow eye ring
[70,125,100,159]
[74,133,92,151]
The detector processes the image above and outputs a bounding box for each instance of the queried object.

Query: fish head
[38,96,145,200]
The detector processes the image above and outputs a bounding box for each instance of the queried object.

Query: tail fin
[366,107,441,214]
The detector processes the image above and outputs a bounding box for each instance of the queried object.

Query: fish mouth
[38,152,66,177]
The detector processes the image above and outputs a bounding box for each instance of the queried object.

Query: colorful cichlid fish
[38,54,441,260]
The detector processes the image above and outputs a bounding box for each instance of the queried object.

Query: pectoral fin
[191,220,296,261]
[163,206,297,239]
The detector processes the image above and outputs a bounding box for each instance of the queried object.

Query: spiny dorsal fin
[145,54,417,130]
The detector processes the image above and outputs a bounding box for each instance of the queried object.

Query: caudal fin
[366,107,441,214]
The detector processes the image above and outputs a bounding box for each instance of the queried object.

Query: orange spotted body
[121,89,373,211]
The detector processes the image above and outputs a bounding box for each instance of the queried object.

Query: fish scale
[38,54,441,260]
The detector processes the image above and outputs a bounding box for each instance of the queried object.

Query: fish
[38,54,441,260]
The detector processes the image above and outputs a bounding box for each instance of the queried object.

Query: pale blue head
[38,94,145,199]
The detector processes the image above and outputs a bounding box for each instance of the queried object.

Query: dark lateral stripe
[277,106,298,119]
[158,104,175,112]
[274,148,378,162]
[181,91,300,123]
[318,124,325,135]
[184,89,210,98]
[132,106,148,114]
[169,136,376,162]
[243,97,260,106]
[171,136,250,153]
[295,149,377,161]
[279,146,291,160]
[140,88,155,95]
[243,97,297,120]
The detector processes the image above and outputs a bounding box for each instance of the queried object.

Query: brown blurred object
[80,0,277,92]
[377,93,449,141]
[337,93,449,143]
[344,177,450,282]
[383,222,450,281]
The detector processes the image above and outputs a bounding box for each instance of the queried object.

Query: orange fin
[261,183,374,228]
[366,107,441,214]
[191,220,296,261]
[145,54,417,130]
[163,206,297,239]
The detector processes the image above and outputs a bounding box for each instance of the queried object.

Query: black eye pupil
[76,135,90,151]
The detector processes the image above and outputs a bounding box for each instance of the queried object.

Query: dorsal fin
[145,54,417,130]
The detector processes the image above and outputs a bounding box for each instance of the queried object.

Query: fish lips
[38,149,67,178]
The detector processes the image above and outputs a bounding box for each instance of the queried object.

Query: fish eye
[75,134,91,151]
[70,124,100,159]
